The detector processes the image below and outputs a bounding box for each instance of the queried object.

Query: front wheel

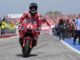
[22,40,32,57]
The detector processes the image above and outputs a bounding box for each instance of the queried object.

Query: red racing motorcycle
[18,21,40,57]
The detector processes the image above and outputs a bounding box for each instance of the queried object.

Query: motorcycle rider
[19,2,51,47]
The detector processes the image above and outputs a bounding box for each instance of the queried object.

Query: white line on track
[61,40,80,54]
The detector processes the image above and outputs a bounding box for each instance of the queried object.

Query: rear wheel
[22,40,32,57]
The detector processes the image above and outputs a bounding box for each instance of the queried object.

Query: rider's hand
[18,22,23,27]
[38,26,41,31]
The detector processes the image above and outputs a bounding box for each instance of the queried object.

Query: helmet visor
[30,6,37,11]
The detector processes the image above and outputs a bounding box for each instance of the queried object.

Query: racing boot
[19,38,23,47]
[32,39,37,47]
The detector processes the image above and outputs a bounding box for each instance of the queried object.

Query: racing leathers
[19,11,51,47]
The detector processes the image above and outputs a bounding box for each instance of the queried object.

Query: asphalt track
[0,31,80,60]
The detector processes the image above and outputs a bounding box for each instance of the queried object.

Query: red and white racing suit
[19,11,50,42]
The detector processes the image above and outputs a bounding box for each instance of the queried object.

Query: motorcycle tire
[22,40,32,57]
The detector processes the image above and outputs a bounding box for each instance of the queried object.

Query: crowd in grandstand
[53,14,80,45]
[0,17,16,35]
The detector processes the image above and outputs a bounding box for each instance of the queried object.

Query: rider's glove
[38,26,41,31]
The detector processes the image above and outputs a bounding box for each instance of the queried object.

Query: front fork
[19,32,39,48]
[19,37,33,48]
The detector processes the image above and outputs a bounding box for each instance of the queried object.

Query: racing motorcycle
[18,19,40,57]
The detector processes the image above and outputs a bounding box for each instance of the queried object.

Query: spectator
[54,24,60,36]
[1,17,7,35]
[70,19,75,37]
[0,22,2,35]
[73,14,80,45]
[58,19,66,40]
[65,19,71,38]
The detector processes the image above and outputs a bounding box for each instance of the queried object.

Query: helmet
[29,3,38,14]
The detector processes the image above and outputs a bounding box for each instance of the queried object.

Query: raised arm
[20,12,28,23]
